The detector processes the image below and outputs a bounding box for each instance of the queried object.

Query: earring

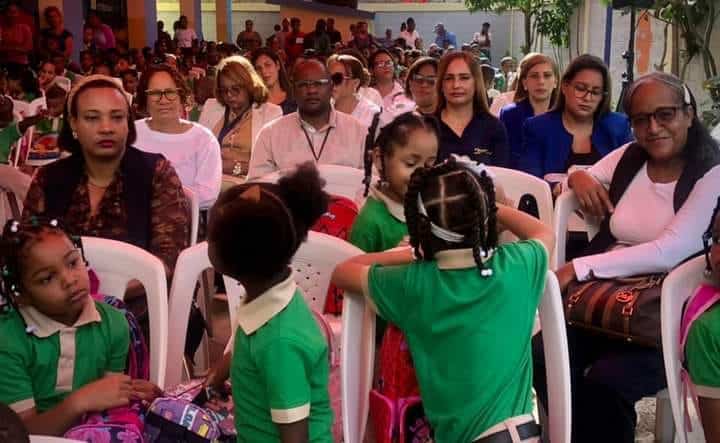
[72,131,78,139]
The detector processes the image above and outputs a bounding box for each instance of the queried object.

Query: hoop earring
[72,131,78,139]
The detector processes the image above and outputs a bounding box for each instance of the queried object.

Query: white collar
[236,274,297,334]
[369,185,405,222]
[435,248,478,270]
[297,108,337,134]
[19,296,101,338]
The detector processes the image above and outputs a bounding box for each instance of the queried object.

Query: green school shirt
[350,195,408,253]
[231,278,332,442]
[0,122,22,163]
[366,240,548,442]
[0,299,130,413]
[687,300,720,398]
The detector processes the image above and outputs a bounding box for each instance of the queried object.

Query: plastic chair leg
[655,389,675,443]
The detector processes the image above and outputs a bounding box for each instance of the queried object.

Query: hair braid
[404,166,430,261]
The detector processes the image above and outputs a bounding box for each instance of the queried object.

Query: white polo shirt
[247,109,368,180]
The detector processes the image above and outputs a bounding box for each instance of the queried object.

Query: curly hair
[207,162,329,281]
[404,157,498,277]
[364,111,440,196]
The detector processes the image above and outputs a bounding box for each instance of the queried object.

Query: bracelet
[232,162,244,177]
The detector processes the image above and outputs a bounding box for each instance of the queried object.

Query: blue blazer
[499,99,535,170]
[518,110,633,178]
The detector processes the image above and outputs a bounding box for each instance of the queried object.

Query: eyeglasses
[217,85,246,97]
[146,88,179,101]
[571,83,606,100]
[629,106,686,129]
[330,72,352,86]
[375,60,394,69]
[411,73,437,86]
[295,79,331,89]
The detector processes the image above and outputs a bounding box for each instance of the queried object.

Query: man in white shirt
[247,59,367,180]
[400,17,421,49]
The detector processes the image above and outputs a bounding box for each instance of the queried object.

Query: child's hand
[71,374,132,414]
[131,379,162,403]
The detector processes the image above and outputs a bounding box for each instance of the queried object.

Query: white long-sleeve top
[134,119,222,209]
[572,143,720,280]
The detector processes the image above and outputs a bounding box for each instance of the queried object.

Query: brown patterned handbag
[563,273,665,348]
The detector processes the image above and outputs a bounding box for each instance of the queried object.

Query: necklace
[87,179,110,190]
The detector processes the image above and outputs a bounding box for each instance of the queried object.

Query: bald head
[292,59,332,118]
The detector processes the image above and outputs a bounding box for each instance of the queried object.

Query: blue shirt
[499,99,535,170]
[518,110,633,178]
[437,112,510,167]
[435,31,457,49]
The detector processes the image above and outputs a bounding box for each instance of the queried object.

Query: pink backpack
[679,283,720,434]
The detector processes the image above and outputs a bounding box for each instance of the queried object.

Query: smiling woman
[22,74,189,279]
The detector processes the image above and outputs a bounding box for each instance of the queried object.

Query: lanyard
[301,124,332,162]
[218,107,249,145]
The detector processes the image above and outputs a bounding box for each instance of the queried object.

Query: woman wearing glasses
[134,64,221,209]
[518,54,632,179]
[404,56,438,115]
[535,72,720,443]
[369,49,415,116]
[327,54,388,129]
[199,56,282,178]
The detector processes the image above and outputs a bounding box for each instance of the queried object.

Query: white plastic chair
[340,271,572,443]
[489,167,555,267]
[81,236,168,389]
[255,164,366,204]
[30,437,83,443]
[661,255,708,443]
[554,189,674,442]
[166,241,215,388]
[183,186,199,246]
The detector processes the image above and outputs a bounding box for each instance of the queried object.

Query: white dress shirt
[247,109,368,180]
[134,119,222,209]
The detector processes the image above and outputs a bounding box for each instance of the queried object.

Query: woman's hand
[69,374,132,414]
[568,170,614,218]
[554,263,577,293]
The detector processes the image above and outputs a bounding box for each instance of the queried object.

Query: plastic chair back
[81,236,168,388]
[661,256,708,443]
[553,189,601,266]
[255,164,366,203]
[183,186,200,246]
[489,167,555,266]
[340,271,571,443]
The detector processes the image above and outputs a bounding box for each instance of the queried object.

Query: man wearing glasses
[247,59,368,180]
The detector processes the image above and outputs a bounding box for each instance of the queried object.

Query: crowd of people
[1,2,720,443]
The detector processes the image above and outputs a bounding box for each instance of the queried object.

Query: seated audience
[518,54,632,179]
[247,59,368,179]
[251,47,297,115]
[405,57,439,115]
[535,72,720,443]
[370,49,415,116]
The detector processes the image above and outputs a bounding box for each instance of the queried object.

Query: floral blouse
[23,157,189,273]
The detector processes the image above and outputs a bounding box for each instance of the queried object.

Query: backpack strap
[584,142,716,256]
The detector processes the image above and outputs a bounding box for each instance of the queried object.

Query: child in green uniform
[351,111,439,253]
[0,218,160,436]
[206,163,333,443]
[0,97,48,164]
[686,197,720,442]
[333,157,554,442]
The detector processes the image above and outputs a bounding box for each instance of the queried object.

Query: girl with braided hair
[0,218,159,435]
[333,156,554,443]
[684,197,720,442]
